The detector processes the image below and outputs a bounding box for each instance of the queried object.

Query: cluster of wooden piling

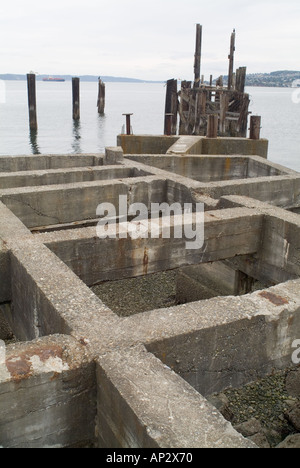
[164,26,262,140]
[26,74,106,130]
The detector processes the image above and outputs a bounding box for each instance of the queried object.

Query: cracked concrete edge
[96,344,257,448]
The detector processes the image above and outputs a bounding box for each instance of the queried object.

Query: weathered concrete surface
[0,240,10,303]
[126,281,300,396]
[166,136,203,155]
[117,135,179,155]
[0,154,104,172]
[0,177,166,229]
[176,261,254,303]
[0,335,96,448]
[104,147,124,165]
[118,135,269,158]
[125,155,287,182]
[219,196,300,284]
[0,166,149,189]
[0,201,33,303]
[201,175,300,209]
[38,208,263,285]
[97,345,256,448]
[201,137,269,158]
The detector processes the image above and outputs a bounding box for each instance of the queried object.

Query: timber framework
[164,27,250,138]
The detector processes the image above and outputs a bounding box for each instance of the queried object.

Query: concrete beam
[117,279,300,396]
[219,196,300,283]
[97,345,255,448]
[0,177,166,229]
[38,208,263,285]
[0,154,104,172]
[0,166,149,189]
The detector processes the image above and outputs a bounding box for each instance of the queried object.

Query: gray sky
[1,0,300,80]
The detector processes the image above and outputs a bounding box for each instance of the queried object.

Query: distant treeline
[0,74,162,83]
[221,70,300,88]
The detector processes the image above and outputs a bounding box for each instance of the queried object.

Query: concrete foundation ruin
[0,135,300,448]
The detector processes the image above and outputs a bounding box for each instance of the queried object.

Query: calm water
[0,81,299,171]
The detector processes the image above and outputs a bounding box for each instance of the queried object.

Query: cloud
[1,0,299,80]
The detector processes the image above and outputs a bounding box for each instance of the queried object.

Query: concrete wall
[118,135,269,158]
[38,208,263,285]
[0,166,150,189]
[0,154,104,172]
[0,177,167,229]
[117,135,179,155]
[125,155,287,182]
[0,335,96,448]
[97,345,255,448]
[176,261,253,303]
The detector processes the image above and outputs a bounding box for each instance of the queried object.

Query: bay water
[0,81,299,171]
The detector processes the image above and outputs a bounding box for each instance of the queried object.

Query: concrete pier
[0,135,300,448]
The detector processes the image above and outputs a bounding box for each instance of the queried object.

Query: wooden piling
[72,77,80,120]
[228,29,236,90]
[97,79,105,114]
[27,74,37,130]
[194,24,202,88]
[207,115,218,138]
[236,67,247,93]
[179,81,192,135]
[219,93,229,134]
[249,116,261,140]
[164,79,178,135]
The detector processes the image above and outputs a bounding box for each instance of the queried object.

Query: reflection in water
[97,114,106,153]
[72,120,82,153]
[29,128,41,155]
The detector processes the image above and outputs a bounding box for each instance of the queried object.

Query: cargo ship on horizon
[42,77,65,82]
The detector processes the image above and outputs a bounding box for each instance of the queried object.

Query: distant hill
[245,71,300,88]
[0,74,162,83]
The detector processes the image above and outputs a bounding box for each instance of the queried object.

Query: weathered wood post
[194,24,202,88]
[228,29,236,90]
[219,92,229,134]
[249,116,261,140]
[179,81,192,135]
[207,115,218,138]
[97,79,105,114]
[27,74,37,130]
[165,114,173,136]
[164,79,178,135]
[72,77,80,120]
[236,67,247,93]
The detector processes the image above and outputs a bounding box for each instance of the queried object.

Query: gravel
[91,270,178,317]
[214,370,300,447]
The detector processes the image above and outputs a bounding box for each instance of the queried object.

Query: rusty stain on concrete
[143,247,149,275]
[259,291,289,307]
[5,344,64,381]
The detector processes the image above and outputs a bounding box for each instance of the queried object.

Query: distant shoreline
[0,74,163,84]
[1,70,299,88]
